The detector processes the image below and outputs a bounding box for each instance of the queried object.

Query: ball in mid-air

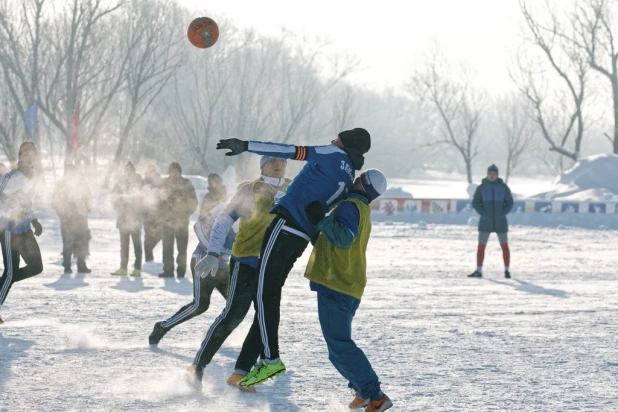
[187,17,219,49]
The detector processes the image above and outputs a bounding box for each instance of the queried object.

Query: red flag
[70,103,80,150]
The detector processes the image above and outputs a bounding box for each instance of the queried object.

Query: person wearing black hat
[0,141,44,324]
[198,173,227,218]
[469,164,514,279]
[111,162,144,276]
[158,162,198,278]
[215,128,371,387]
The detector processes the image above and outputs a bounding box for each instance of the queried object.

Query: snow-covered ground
[1,218,617,411]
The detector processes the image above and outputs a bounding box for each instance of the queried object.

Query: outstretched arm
[217,138,340,163]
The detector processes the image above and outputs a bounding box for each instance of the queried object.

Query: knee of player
[32,261,44,275]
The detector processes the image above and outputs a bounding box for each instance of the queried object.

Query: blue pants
[316,286,382,400]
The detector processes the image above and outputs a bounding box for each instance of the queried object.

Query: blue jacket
[247,141,364,238]
[472,178,514,233]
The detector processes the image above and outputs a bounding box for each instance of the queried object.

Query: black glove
[31,219,43,236]
[216,138,248,156]
[305,201,325,226]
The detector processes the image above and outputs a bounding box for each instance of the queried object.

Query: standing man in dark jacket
[51,164,92,274]
[198,173,227,217]
[111,162,143,277]
[142,163,162,262]
[469,164,514,278]
[158,162,198,278]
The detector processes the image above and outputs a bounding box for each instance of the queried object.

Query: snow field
[0,219,617,411]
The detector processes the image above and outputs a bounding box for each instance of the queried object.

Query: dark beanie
[18,141,37,157]
[487,164,499,174]
[169,162,182,174]
[208,172,223,184]
[338,128,371,154]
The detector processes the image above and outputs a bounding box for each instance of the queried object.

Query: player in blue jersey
[216,128,371,386]
[0,142,44,325]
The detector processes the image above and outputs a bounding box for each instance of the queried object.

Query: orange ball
[187,17,219,49]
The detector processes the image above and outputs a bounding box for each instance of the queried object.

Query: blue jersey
[247,141,358,237]
[0,169,37,234]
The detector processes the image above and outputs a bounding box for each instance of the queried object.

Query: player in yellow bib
[184,156,291,391]
[304,169,393,412]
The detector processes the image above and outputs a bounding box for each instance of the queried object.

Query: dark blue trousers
[314,283,382,400]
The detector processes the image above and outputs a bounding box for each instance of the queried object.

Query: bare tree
[515,1,588,165]
[272,33,360,143]
[100,0,186,185]
[496,94,536,182]
[568,0,618,153]
[0,0,126,158]
[410,50,485,184]
[0,66,22,160]
[330,84,358,132]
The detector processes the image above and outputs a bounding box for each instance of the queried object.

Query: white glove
[196,254,219,278]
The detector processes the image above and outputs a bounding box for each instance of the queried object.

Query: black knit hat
[208,172,223,184]
[169,162,182,174]
[487,164,499,174]
[338,128,371,154]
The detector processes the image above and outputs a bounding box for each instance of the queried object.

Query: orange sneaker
[349,393,369,409]
[364,394,393,412]
[226,373,256,393]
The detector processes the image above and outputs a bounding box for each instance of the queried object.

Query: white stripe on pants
[0,231,13,305]
[160,255,202,328]
[193,260,240,364]
[256,218,286,359]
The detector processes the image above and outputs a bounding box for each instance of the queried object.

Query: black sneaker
[505,270,511,279]
[149,322,168,345]
[186,364,204,390]
[78,267,92,274]
[64,267,72,274]
[158,272,174,278]
[467,271,483,278]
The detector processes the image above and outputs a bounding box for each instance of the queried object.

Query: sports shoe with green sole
[131,269,141,276]
[111,268,128,276]
[239,359,286,387]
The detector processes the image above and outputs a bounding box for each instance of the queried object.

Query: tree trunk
[465,158,473,184]
[611,77,618,154]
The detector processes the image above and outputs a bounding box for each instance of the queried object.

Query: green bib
[232,177,291,258]
[304,197,371,300]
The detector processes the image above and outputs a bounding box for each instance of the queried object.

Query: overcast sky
[180,0,524,92]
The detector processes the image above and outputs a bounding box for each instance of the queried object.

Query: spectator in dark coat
[111,162,143,276]
[142,163,162,262]
[51,164,92,274]
[199,173,227,218]
[158,162,198,278]
[469,164,514,279]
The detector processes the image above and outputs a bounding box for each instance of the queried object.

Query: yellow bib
[232,177,291,258]
[304,197,371,300]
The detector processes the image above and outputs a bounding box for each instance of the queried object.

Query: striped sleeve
[247,141,345,163]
